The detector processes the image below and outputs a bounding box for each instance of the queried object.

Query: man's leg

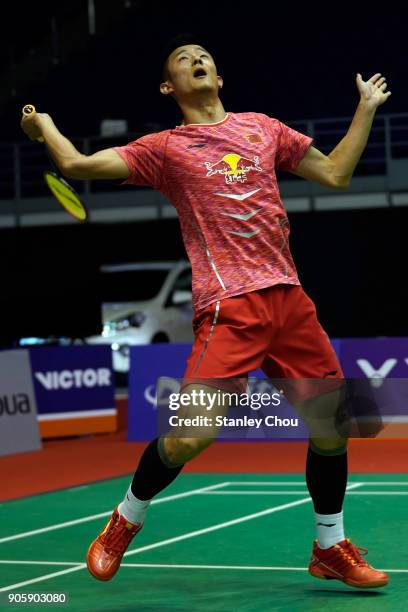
[117,436,186,525]
[262,286,389,588]
[291,388,349,549]
[306,436,348,549]
[86,383,226,581]
[305,432,388,588]
[117,434,214,526]
[118,380,230,524]
[86,291,269,581]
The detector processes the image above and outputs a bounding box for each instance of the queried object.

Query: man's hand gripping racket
[21,104,45,142]
[21,105,88,222]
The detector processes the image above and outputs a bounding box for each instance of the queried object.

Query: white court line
[120,562,408,574]
[0,486,332,593]
[122,563,307,570]
[120,492,325,560]
[203,483,361,496]
[349,482,408,486]
[0,482,230,545]
[0,565,87,593]
[2,560,407,574]
[227,481,408,486]
[0,481,362,547]
[202,490,408,496]
[0,560,81,566]
[205,491,308,495]
[120,481,358,560]
[348,491,408,496]
[224,482,308,486]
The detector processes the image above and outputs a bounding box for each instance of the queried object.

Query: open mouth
[193,68,207,78]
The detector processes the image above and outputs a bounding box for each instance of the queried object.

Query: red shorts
[182,285,343,403]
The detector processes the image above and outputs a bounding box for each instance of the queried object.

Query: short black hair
[160,32,212,82]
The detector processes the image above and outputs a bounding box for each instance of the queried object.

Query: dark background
[0,2,407,345]
[0,207,406,346]
[1,2,406,137]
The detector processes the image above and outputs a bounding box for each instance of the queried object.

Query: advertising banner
[340,338,408,434]
[29,345,116,438]
[0,350,41,457]
[128,339,408,441]
[128,344,191,441]
[339,337,408,378]
[128,344,338,441]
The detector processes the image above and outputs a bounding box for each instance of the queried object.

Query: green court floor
[0,474,407,611]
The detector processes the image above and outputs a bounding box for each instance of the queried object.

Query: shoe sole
[309,568,388,589]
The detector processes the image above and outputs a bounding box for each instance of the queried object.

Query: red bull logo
[204,153,263,184]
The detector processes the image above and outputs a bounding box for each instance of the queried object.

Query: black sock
[306,445,348,514]
[131,438,184,501]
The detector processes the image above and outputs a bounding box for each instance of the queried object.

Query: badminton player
[21,34,391,589]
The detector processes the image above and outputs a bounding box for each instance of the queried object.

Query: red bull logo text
[204,153,263,184]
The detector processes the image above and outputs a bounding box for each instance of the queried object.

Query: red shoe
[86,507,142,581]
[308,538,389,589]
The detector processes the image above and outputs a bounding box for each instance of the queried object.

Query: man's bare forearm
[36,115,84,173]
[328,102,376,187]
[21,111,130,180]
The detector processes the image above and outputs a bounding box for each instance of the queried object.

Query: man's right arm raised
[21,111,130,180]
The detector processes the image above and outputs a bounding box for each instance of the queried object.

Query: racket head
[43,171,88,222]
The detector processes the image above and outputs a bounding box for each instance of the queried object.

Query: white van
[87,260,193,372]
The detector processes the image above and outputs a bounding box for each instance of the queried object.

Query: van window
[100,269,169,302]
[173,268,192,291]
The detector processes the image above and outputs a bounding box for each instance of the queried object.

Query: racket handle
[22,104,45,143]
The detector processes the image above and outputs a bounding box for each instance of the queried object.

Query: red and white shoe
[308,538,389,589]
[86,507,142,581]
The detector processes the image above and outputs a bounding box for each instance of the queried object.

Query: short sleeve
[114,131,168,189]
[275,120,313,171]
[264,117,313,172]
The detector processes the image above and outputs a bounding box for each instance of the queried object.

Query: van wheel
[152,332,169,343]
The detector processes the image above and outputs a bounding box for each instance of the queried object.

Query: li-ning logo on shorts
[204,153,263,184]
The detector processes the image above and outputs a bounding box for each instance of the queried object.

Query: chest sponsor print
[204,152,263,184]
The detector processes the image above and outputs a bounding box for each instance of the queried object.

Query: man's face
[161,44,222,100]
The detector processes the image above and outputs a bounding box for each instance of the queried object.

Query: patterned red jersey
[114,112,312,311]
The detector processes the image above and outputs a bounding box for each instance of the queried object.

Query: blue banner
[128,345,191,441]
[29,345,115,415]
[128,339,408,441]
[128,342,342,441]
[339,337,408,378]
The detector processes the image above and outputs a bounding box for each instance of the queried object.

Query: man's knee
[310,437,348,455]
[163,436,214,465]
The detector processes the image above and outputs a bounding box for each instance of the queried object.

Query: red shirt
[114,112,312,311]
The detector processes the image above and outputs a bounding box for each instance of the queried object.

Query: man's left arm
[292,73,392,189]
